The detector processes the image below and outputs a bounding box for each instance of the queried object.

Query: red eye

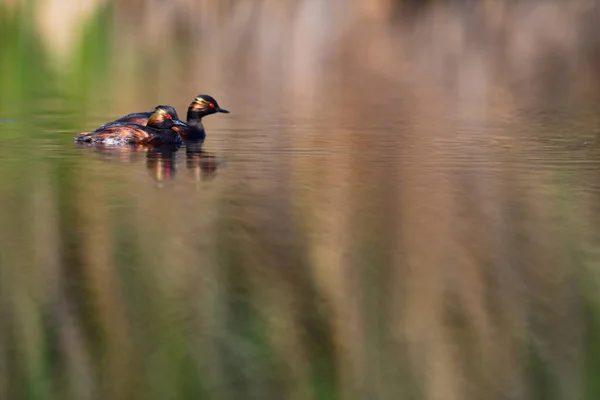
[209,103,215,108]
[166,115,172,119]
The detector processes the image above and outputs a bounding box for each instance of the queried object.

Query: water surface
[2,2,600,399]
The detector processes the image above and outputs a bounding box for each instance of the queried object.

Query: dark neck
[187,110,205,131]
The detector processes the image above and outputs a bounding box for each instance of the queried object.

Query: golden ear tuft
[147,109,166,126]
[194,97,209,106]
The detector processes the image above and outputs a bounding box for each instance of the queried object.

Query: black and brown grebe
[174,94,229,140]
[104,95,229,141]
[75,106,185,145]
[96,105,181,130]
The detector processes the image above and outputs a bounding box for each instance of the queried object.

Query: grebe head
[189,94,230,117]
[147,105,185,129]
[152,105,180,121]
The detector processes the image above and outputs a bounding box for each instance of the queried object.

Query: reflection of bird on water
[146,144,180,182]
[184,140,218,181]
[75,140,218,182]
[74,142,151,163]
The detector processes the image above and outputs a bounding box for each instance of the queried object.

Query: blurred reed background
[3,0,600,399]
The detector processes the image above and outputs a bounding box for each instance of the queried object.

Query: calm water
[3,1,600,399]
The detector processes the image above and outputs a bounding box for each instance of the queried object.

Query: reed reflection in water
[2,1,600,400]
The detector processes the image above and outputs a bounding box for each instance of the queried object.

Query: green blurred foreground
[3,1,600,399]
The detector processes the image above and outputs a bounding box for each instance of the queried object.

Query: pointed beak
[174,120,187,126]
[215,107,229,113]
